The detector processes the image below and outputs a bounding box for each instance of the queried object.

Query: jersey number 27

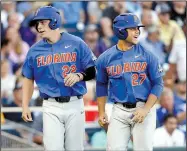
[132,73,146,86]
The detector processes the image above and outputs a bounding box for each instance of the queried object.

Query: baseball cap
[156,3,171,14]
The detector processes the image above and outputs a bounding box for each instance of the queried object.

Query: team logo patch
[158,64,163,73]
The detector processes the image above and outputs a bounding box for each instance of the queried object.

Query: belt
[115,102,136,108]
[114,99,146,109]
[44,95,83,103]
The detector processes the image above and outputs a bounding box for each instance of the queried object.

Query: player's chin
[132,39,139,45]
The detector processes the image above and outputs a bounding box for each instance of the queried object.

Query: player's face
[37,20,53,38]
[125,27,140,45]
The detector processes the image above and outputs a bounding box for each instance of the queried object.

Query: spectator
[154,114,185,147]
[5,27,29,71]
[3,77,34,125]
[170,1,186,27]
[166,39,186,84]
[156,3,186,52]
[84,24,107,58]
[1,2,24,29]
[140,25,166,65]
[102,2,127,22]
[125,1,142,14]
[139,9,154,40]
[7,12,21,30]
[87,1,108,24]
[52,1,85,24]
[156,87,185,127]
[135,2,159,25]
[1,60,16,104]
[1,38,12,61]
[174,80,186,134]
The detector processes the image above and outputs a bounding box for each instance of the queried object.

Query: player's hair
[163,113,177,123]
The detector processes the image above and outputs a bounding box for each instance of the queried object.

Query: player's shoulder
[29,39,45,51]
[137,43,158,59]
[62,32,84,43]
[97,45,116,62]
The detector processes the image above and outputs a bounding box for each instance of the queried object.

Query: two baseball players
[21,6,95,151]
[96,14,164,151]
[21,6,163,151]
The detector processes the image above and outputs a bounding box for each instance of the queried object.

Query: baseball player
[96,13,164,151]
[21,6,96,151]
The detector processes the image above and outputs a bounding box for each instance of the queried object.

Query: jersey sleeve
[147,53,164,81]
[22,50,34,79]
[96,55,108,97]
[79,39,96,70]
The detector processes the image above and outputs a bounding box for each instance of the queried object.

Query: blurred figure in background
[87,1,108,24]
[1,38,12,61]
[5,27,29,72]
[170,1,186,27]
[156,3,186,53]
[7,12,21,30]
[154,114,185,147]
[1,2,24,29]
[173,80,186,135]
[135,1,159,25]
[1,60,16,105]
[140,25,166,65]
[84,24,107,58]
[102,1,127,22]
[166,39,186,86]
[139,9,154,40]
[51,1,85,24]
[156,87,186,128]
[3,77,34,125]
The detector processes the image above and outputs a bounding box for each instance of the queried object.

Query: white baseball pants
[42,97,85,151]
[107,102,156,151]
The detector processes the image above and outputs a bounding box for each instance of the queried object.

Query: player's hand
[98,113,109,131]
[64,73,82,87]
[132,107,149,123]
[22,106,33,122]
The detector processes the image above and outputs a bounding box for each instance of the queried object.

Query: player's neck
[117,40,134,51]
[46,31,61,44]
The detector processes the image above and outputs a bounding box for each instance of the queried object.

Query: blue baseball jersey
[22,32,95,98]
[96,43,164,103]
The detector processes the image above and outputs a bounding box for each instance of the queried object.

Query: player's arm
[96,56,109,127]
[133,54,164,123]
[143,77,164,112]
[21,51,34,122]
[22,77,34,122]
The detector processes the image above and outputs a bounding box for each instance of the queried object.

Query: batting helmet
[113,13,145,40]
[30,6,62,30]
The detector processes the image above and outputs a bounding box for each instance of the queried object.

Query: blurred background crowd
[1,1,186,149]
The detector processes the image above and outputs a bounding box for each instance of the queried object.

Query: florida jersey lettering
[106,62,147,76]
[37,52,77,67]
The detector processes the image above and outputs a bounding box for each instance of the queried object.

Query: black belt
[115,99,146,109]
[115,102,136,108]
[44,95,83,103]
